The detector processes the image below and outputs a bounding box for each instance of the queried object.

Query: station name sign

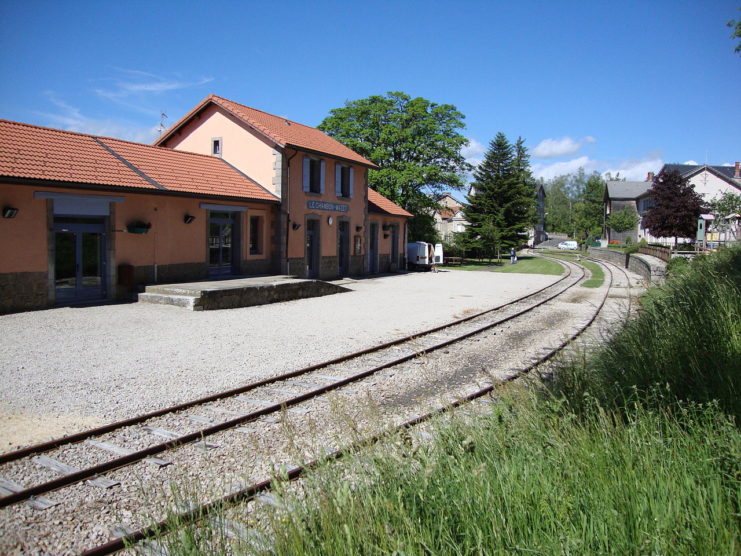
[306,200,349,213]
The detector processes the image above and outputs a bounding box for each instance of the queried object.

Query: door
[209,212,239,276]
[390,225,399,268]
[54,219,106,303]
[338,221,350,276]
[306,219,319,278]
[369,223,379,273]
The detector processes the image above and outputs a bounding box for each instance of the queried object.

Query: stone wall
[319,256,338,280]
[0,272,49,313]
[587,247,666,284]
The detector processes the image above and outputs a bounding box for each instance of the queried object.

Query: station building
[0,95,411,313]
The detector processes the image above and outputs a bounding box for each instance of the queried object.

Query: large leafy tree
[318,92,471,231]
[572,173,606,245]
[642,169,704,246]
[463,133,535,258]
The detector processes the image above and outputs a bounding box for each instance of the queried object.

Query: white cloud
[461,138,486,168]
[531,136,596,159]
[683,159,698,165]
[92,69,213,117]
[532,153,663,182]
[38,92,160,143]
[532,156,598,180]
[600,155,663,181]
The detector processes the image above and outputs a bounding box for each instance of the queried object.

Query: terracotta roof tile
[157,95,377,168]
[368,189,412,217]
[0,120,278,203]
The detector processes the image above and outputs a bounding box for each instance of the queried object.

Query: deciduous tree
[642,170,704,246]
[606,206,640,234]
[318,91,471,236]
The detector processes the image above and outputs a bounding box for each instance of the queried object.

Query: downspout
[283,147,298,275]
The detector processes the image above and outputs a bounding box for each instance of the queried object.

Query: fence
[638,245,671,262]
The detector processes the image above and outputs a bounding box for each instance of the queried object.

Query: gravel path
[0,270,557,450]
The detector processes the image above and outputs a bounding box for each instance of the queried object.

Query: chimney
[735,162,740,179]
[646,171,654,182]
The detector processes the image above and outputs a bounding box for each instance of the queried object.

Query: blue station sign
[307,200,349,213]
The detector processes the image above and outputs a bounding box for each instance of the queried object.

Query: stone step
[137,292,201,310]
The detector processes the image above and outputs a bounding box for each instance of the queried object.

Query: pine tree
[463,133,535,259]
[642,169,704,246]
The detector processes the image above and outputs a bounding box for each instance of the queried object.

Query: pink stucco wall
[285,152,368,260]
[160,104,279,197]
[0,183,49,273]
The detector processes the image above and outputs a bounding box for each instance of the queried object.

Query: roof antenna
[157,111,168,135]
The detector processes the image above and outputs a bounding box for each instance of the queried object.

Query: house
[604,175,653,244]
[604,163,741,245]
[0,96,411,313]
[431,192,468,240]
[155,95,410,279]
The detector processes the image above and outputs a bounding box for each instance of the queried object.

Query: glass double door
[54,219,107,303]
[209,212,239,276]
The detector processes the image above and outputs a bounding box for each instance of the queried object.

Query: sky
[1,0,739,189]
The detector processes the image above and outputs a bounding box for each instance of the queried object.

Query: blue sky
[1,0,739,185]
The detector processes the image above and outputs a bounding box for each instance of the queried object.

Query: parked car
[558,240,578,250]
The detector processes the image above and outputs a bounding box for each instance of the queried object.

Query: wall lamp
[2,206,19,219]
[183,214,196,224]
[355,225,363,232]
[292,222,302,231]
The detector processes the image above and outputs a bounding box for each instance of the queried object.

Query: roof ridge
[211,95,320,133]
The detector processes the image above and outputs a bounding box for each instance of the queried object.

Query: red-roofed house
[155,95,409,278]
[0,96,410,312]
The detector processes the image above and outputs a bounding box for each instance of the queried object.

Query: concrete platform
[138,275,350,310]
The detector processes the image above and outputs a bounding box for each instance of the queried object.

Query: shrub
[665,256,690,276]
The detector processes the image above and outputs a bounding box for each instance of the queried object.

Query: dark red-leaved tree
[642,169,704,246]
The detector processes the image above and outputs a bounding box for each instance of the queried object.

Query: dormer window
[212,138,222,157]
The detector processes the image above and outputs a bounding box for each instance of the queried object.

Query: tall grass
[263,398,738,555]
[549,246,741,420]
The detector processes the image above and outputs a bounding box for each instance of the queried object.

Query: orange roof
[156,94,377,169]
[368,188,412,217]
[0,119,278,203]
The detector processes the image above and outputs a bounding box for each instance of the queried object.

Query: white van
[407,242,444,270]
[558,240,578,250]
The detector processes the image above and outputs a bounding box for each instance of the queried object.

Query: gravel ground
[0,269,557,450]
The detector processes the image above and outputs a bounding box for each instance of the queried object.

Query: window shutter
[349,167,354,198]
[335,163,342,196]
[320,160,326,194]
[302,156,310,192]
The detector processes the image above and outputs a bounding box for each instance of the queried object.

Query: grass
[440,255,564,275]
[156,247,741,555]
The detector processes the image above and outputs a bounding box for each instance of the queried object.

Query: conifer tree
[463,133,536,259]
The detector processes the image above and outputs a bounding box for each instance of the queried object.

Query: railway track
[82,257,634,555]
[1,257,638,554]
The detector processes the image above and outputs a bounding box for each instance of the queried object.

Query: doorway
[368,222,379,273]
[208,212,239,276]
[338,220,350,276]
[53,218,107,304]
[306,219,320,278]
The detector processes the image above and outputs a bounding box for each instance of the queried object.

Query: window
[302,156,325,194]
[335,163,354,198]
[212,138,222,156]
[249,215,262,255]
